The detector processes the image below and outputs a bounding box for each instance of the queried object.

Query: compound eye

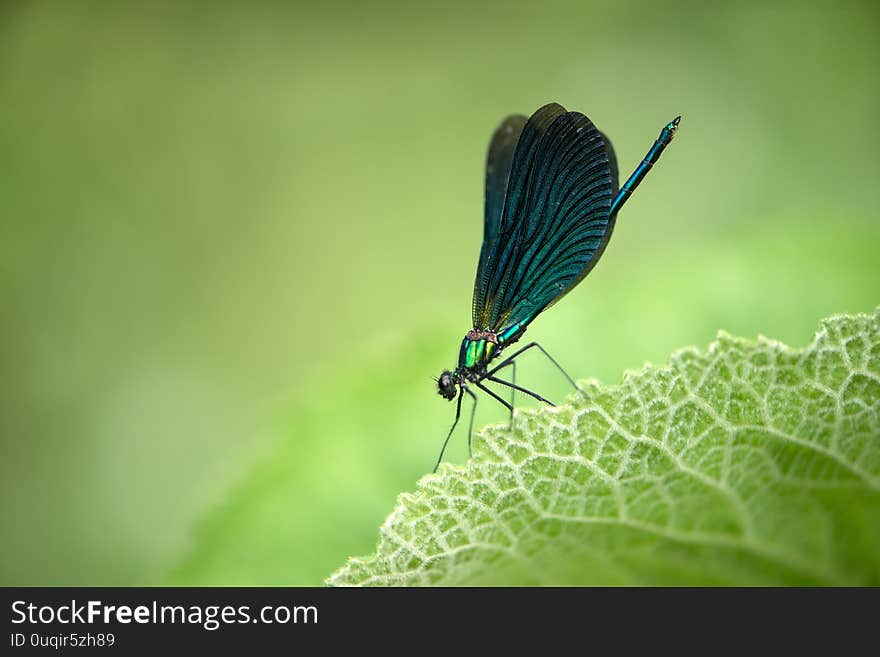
[437,371,457,400]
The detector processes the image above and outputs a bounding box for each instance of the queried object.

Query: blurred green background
[2,0,878,585]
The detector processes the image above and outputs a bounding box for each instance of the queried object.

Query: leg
[473,381,514,454]
[488,342,582,396]
[433,389,463,473]
[610,116,680,216]
[507,360,516,427]
[463,386,477,459]
[488,359,521,427]
[486,375,554,406]
[509,360,516,427]
[475,381,513,413]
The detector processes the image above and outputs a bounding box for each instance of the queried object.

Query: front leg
[433,389,464,473]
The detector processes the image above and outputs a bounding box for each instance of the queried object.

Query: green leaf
[329,309,880,586]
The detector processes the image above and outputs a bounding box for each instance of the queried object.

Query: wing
[600,130,620,194]
[472,103,618,334]
[472,114,527,327]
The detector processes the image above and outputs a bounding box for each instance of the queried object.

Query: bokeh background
[2,0,878,585]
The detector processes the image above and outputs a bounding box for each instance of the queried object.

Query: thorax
[456,321,529,378]
[457,329,500,373]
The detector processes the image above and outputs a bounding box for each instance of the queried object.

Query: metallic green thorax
[459,336,498,369]
[457,322,527,370]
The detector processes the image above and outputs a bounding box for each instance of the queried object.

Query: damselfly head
[437,370,458,400]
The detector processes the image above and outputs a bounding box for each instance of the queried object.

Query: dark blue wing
[472,103,618,334]
[472,114,527,327]
[600,130,620,193]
